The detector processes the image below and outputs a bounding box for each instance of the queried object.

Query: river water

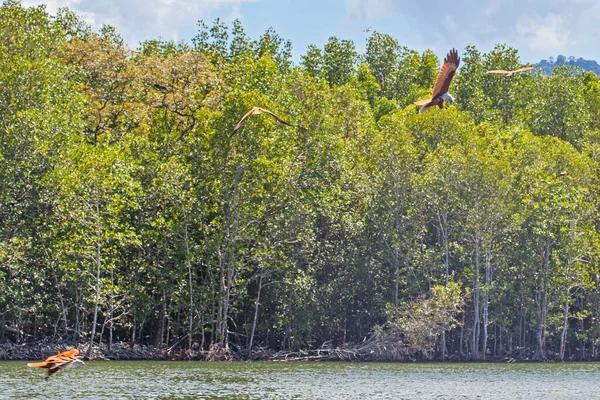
[1,360,599,399]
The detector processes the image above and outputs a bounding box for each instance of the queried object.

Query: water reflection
[2,360,599,399]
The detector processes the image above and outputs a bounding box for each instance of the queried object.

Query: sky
[17,0,600,64]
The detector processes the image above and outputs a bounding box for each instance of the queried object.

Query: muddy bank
[0,342,279,362]
[0,340,415,362]
[0,342,172,361]
[0,340,576,362]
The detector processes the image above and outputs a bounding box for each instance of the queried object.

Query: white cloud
[516,13,570,53]
[225,4,244,23]
[345,0,394,20]
[22,0,81,14]
[342,0,600,61]
[443,15,458,33]
[16,0,600,62]
[22,0,98,28]
[20,0,261,45]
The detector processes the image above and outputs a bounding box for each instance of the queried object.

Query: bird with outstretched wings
[486,66,535,77]
[27,348,85,379]
[231,107,293,136]
[414,48,460,114]
[363,27,372,32]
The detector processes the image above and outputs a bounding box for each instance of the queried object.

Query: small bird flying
[414,48,460,114]
[27,348,84,379]
[231,107,293,136]
[486,66,535,77]
[363,27,372,32]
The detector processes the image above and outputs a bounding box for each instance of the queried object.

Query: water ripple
[2,360,599,399]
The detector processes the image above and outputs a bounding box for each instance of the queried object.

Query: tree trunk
[99,317,105,348]
[52,268,68,338]
[534,241,551,360]
[494,324,498,357]
[440,213,450,361]
[217,246,226,347]
[217,245,232,350]
[138,317,145,345]
[559,255,573,362]
[440,331,447,361]
[42,243,69,339]
[394,247,400,316]
[579,297,585,359]
[519,285,525,348]
[165,305,171,348]
[109,266,114,351]
[33,312,37,342]
[471,235,481,360]
[75,290,81,339]
[285,321,292,350]
[217,164,243,352]
[223,266,233,351]
[559,301,569,361]
[459,311,465,357]
[154,292,166,348]
[248,272,263,356]
[87,239,102,359]
[482,247,492,360]
[130,316,136,348]
[185,217,193,351]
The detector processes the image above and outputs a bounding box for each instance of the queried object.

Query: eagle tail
[27,361,49,368]
[414,99,431,106]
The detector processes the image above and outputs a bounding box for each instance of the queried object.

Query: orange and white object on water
[27,348,85,379]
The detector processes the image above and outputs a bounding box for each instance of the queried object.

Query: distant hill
[537,55,600,75]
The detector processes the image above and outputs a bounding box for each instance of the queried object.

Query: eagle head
[441,92,455,104]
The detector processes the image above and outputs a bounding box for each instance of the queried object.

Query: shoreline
[1,342,595,363]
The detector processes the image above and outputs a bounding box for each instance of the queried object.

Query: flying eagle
[27,348,85,379]
[414,48,460,114]
[363,27,372,32]
[486,66,535,77]
[231,107,293,136]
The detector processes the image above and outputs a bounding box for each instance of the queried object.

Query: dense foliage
[3,1,600,361]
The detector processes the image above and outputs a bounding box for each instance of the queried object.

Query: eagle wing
[46,358,79,377]
[513,66,534,74]
[260,108,294,127]
[231,107,293,136]
[431,48,460,99]
[231,107,258,135]
[27,348,80,369]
